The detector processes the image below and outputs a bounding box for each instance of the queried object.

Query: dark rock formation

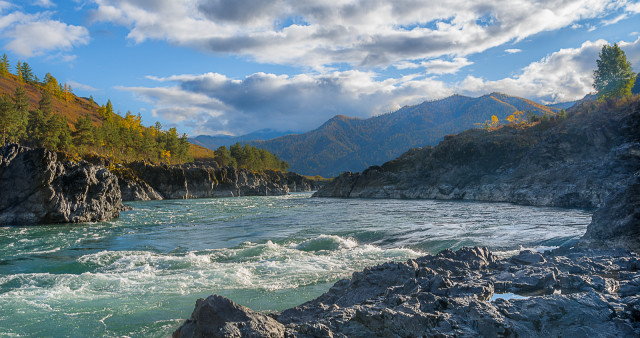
[173,295,285,338]
[314,99,640,210]
[117,162,317,201]
[0,144,123,225]
[174,247,640,337]
[581,175,640,252]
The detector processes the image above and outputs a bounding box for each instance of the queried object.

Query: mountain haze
[190,129,296,150]
[248,93,557,177]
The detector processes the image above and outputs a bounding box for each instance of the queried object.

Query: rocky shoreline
[172,173,640,337]
[174,245,640,337]
[114,161,319,201]
[173,99,640,337]
[314,99,640,210]
[0,144,319,225]
[0,144,123,225]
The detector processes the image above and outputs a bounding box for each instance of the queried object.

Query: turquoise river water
[0,192,592,336]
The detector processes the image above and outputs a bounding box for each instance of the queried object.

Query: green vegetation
[0,54,287,171]
[593,43,636,101]
[214,143,289,172]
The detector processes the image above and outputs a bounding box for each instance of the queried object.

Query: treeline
[214,143,289,172]
[0,86,192,163]
[0,53,289,171]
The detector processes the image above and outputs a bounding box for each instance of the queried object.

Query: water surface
[0,193,592,336]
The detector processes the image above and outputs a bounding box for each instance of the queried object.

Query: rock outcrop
[581,175,640,252]
[116,161,318,201]
[314,98,640,210]
[0,144,123,225]
[173,295,286,338]
[175,246,640,337]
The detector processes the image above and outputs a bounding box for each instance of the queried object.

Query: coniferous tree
[72,114,95,149]
[632,73,640,95]
[594,43,636,101]
[0,54,9,77]
[38,90,53,115]
[11,86,29,142]
[0,94,15,145]
[214,145,236,167]
[15,61,23,83]
[27,108,47,147]
[20,62,33,83]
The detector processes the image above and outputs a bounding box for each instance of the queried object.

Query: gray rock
[581,175,640,252]
[178,247,640,337]
[314,99,640,211]
[0,144,123,225]
[173,295,285,338]
[511,250,546,265]
[121,161,315,201]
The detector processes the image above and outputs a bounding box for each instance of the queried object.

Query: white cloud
[423,57,472,75]
[120,36,640,135]
[67,80,99,92]
[460,37,640,103]
[0,8,89,58]
[88,0,626,69]
[120,71,452,135]
[33,0,55,8]
[505,48,522,54]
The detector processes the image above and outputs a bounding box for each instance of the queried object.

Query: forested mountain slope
[251,93,557,177]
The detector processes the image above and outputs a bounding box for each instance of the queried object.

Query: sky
[0,0,639,137]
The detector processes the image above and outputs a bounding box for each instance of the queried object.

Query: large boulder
[173,295,285,338]
[0,144,123,225]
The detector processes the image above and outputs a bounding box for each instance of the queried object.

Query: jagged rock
[581,175,640,252]
[173,295,285,338]
[0,144,123,225]
[511,250,547,265]
[115,161,316,201]
[178,247,640,337]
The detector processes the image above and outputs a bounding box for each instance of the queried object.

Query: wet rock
[511,250,546,265]
[0,144,123,225]
[179,246,640,337]
[173,295,285,338]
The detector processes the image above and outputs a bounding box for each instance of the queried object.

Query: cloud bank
[89,0,632,69]
[122,36,640,135]
[0,6,89,58]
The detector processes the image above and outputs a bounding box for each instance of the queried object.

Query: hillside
[315,96,640,210]
[190,129,296,150]
[248,93,556,177]
[0,74,215,160]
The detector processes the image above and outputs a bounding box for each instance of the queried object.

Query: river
[0,192,592,336]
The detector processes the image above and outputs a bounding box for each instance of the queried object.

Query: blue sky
[1,0,639,136]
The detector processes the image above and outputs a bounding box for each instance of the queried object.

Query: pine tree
[0,54,9,77]
[15,61,23,83]
[0,94,16,145]
[20,62,33,83]
[27,109,47,147]
[11,87,29,142]
[38,90,53,115]
[594,43,636,101]
[72,114,95,149]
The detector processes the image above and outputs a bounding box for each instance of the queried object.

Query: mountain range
[195,93,560,177]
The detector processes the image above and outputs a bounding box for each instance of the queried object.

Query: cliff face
[0,144,123,225]
[116,161,318,201]
[315,99,640,210]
